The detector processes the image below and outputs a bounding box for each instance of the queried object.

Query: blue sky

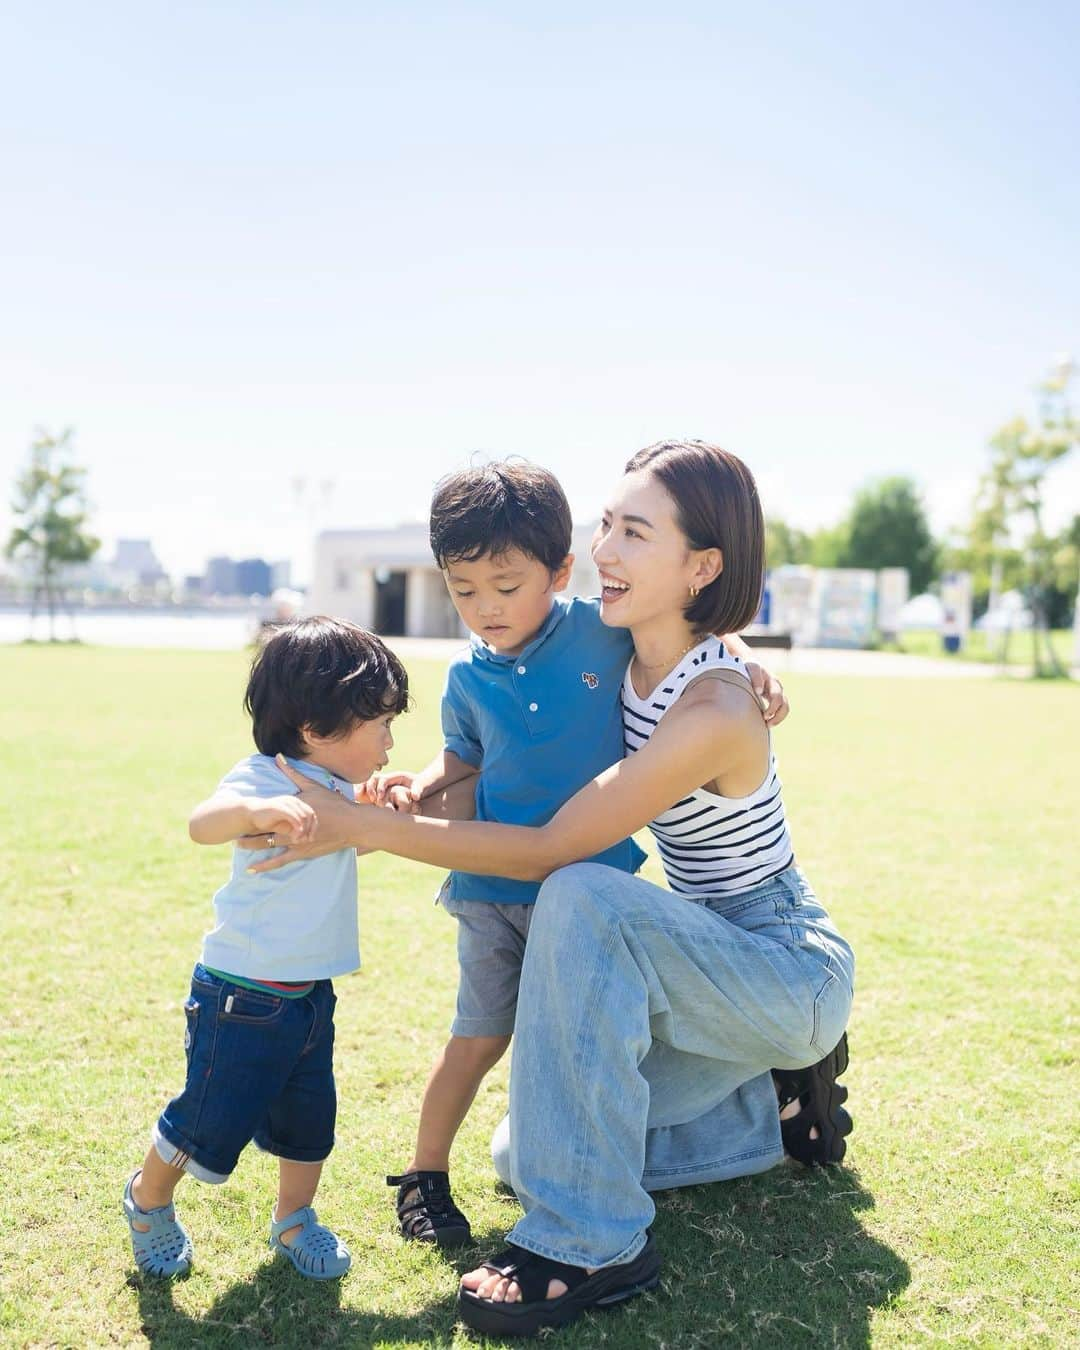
[1,1,1077,580]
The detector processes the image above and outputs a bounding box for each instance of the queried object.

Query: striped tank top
[621,635,795,896]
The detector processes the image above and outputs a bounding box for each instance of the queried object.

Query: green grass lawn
[2,646,1077,1348]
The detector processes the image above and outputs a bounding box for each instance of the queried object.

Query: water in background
[0,607,257,650]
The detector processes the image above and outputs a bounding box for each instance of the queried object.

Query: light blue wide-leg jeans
[497,862,854,1269]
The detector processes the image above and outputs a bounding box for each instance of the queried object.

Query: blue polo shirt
[442,595,646,904]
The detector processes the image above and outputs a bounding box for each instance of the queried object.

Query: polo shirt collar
[469,596,567,666]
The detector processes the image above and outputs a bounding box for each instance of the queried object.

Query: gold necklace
[635,636,700,672]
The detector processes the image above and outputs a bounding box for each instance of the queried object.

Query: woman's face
[591,469,720,631]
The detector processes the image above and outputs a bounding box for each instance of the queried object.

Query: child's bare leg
[410,1034,511,1171]
[129,1147,186,1230]
[274,1159,325,1246]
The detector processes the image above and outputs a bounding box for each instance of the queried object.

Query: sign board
[876,568,910,640]
[767,566,816,643]
[807,569,877,648]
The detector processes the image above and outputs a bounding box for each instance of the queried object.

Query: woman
[252,440,854,1337]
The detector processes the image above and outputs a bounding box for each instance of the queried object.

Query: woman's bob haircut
[624,439,765,637]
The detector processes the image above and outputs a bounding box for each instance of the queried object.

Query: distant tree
[944,498,1025,616]
[967,360,1078,676]
[807,521,851,569]
[765,517,809,567]
[1050,514,1080,627]
[840,476,939,594]
[5,428,99,640]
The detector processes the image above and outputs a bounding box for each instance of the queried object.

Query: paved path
[385,636,1068,680]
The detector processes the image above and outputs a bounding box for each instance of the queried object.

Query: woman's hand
[744,661,789,727]
[238,757,373,869]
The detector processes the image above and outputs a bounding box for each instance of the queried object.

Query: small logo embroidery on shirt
[582,672,599,689]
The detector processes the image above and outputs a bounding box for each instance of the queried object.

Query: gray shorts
[439,889,535,1038]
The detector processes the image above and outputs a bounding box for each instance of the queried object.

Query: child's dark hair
[625,440,765,636]
[245,616,410,759]
[429,459,572,571]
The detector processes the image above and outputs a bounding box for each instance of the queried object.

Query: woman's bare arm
[247,683,762,881]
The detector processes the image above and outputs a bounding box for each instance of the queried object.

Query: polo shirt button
[517,665,526,674]
[529,702,538,712]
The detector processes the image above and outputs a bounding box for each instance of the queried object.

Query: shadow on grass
[134,1259,458,1348]
[477,1165,907,1347]
[133,1167,907,1348]
[642,1163,910,1348]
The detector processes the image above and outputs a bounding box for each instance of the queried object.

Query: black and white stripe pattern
[623,637,794,895]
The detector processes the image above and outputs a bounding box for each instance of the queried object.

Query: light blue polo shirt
[200,755,360,980]
[442,595,646,904]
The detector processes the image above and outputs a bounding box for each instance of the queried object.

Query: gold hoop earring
[689,585,700,598]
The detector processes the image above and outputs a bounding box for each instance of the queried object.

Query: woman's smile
[598,571,631,607]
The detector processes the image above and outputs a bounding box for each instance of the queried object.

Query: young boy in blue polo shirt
[379,461,775,1248]
[122,617,409,1280]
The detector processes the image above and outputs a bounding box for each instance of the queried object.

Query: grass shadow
[638,1163,910,1348]
[129,1163,906,1347]
[446,1165,909,1348]
[134,1258,459,1348]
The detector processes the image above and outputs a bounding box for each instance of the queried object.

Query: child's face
[301,712,396,785]
[443,548,572,657]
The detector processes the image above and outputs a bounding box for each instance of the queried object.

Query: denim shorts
[153,964,337,1184]
[439,889,535,1038]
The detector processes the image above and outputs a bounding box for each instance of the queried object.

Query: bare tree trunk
[1028,503,1069,678]
[44,561,57,642]
[59,582,76,640]
[1028,593,1066,678]
[1041,621,1067,678]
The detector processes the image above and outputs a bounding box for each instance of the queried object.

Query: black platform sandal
[457,1235,661,1337]
[387,1170,472,1248]
[773,1032,852,1165]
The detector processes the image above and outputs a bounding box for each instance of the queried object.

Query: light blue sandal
[269,1205,351,1280]
[123,1172,193,1277]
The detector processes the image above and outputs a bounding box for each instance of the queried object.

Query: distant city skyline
[1,534,293,599]
[2,3,1077,583]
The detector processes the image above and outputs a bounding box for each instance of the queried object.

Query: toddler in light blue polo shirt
[122,617,409,1282]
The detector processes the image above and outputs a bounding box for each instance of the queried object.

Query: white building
[269,559,292,591]
[308,523,603,637]
[111,539,167,588]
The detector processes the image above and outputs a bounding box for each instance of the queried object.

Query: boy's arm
[410,749,480,801]
[374,663,484,809]
[718,631,789,727]
[189,790,317,846]
[414,770,478,821]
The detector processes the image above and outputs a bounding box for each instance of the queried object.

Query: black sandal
[457,1235,661,1337]
[387,1170,472,1248]
[773,1031,852,1165]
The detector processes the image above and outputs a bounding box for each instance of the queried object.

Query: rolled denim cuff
[152,1122,230,1185]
